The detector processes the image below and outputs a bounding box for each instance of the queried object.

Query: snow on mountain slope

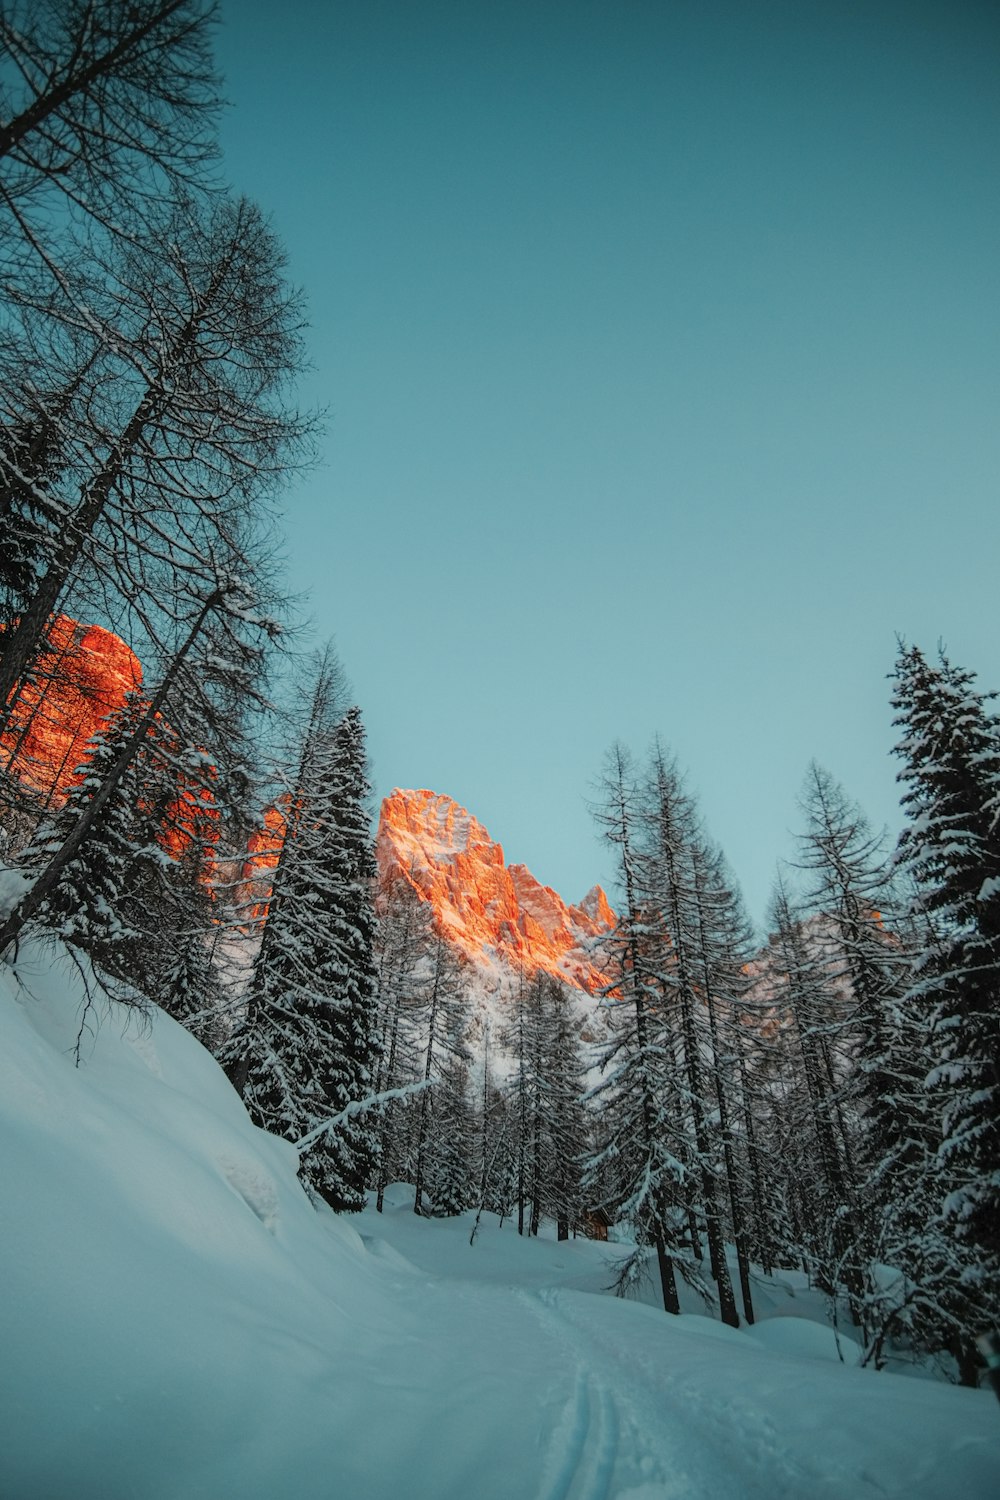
[1,940,997,1500]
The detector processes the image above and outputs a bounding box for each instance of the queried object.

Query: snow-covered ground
[2,939,997,1499]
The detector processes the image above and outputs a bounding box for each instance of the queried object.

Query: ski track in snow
[536,1363,619,1500]
[517,1284,884,1500]
[520,1290,622,1500]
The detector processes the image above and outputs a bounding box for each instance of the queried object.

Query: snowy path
[355,1198,999,1500]
[516,1283,788,1500]
[504,1287,617,1500]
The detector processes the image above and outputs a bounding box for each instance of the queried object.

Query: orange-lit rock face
[1,615,218,870]
[376,788,615,992]
[239,800,288,923]
[0,615,142,801]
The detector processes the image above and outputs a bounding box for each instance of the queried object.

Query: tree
[502,967,587,1239]
[0,1,221,265]
[586,743,688,1315]
[472,1025,517,1224]
[689,838,758,1323]
[0,392,70,631]
[423,1056,474,1216]
[640,744,739,1326]
[890,643,1000,1382]
[371,871,436,1212]
[223,661,382,1214]
[532,973,589,1241]
[15,689,152,977]
[411,930,469,1215]
[763,875,866,1311]
[0,193,309,747]
[0,575,266,961]
[795,764,912,1190]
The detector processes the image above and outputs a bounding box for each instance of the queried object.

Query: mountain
[0,618,615,995]
[0,614,141,800]
[376,788,615,993]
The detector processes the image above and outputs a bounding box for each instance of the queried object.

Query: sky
[213,0,1000,929]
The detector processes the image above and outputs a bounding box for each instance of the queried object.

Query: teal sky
[214,0,1000,928]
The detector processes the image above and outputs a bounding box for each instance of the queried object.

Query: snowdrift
[1,939,996,1499]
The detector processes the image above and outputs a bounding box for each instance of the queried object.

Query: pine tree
[0,396,68,633]
[795,765,912,1193]
[764,875,865,1309]
[18,691,153,978]
[586,743,688,1314]
[411,931,469,1215]
[890,643,1000,1381]
[536,976,590,1241]
[371,872,435,1211]
[640,744,739,1326]
[474,1033,517,1223]
[689,839,758,1323]
[424,1056,474,1216]
[223,662,381,1214]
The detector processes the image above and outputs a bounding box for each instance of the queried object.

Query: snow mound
[745,1314,862,1365]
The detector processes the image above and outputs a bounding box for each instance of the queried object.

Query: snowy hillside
[1,940,996,1500]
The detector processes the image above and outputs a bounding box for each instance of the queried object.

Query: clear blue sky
[214,0,1000,930]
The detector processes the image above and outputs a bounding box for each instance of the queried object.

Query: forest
[1,0,997,1404]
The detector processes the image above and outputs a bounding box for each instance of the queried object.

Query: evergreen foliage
[423,1056,474,1216]
[585,743,690,1315]
[889,643,1000,1379]
[19,692,154,976]
[411,931,469,1215]
[223,663,381,1214]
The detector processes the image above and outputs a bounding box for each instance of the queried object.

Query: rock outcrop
[376,788,615,992]
[0,615,142,801]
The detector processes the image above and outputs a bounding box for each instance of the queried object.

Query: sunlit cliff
[0,615,142,801]
[376,788,615,992]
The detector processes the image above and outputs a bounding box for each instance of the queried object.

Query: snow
[2,938,998,1499]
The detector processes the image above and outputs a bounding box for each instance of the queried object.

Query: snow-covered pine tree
[764,875,866,1316]
[16,691,154,981]
[535,974,590,1241]
[729,990,783,1278]
[223,659,381,1213]
[640,744,739,1326]
[423,1055,474,1216]
[372,872,437,1211]
[502,968,587,1238]
[795,765,913,1197]
[474,1030,518,1223]
[890,643,1000,1382]
[689,838,759,1323]
[0,394,67,635]
[411,930,469,1215]
[156,917,227,1051]
[586,743,690,1315]
[504,963,539,1235]
[792,763,935,1352]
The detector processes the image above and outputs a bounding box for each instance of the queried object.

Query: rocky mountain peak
[376,788,614,992]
